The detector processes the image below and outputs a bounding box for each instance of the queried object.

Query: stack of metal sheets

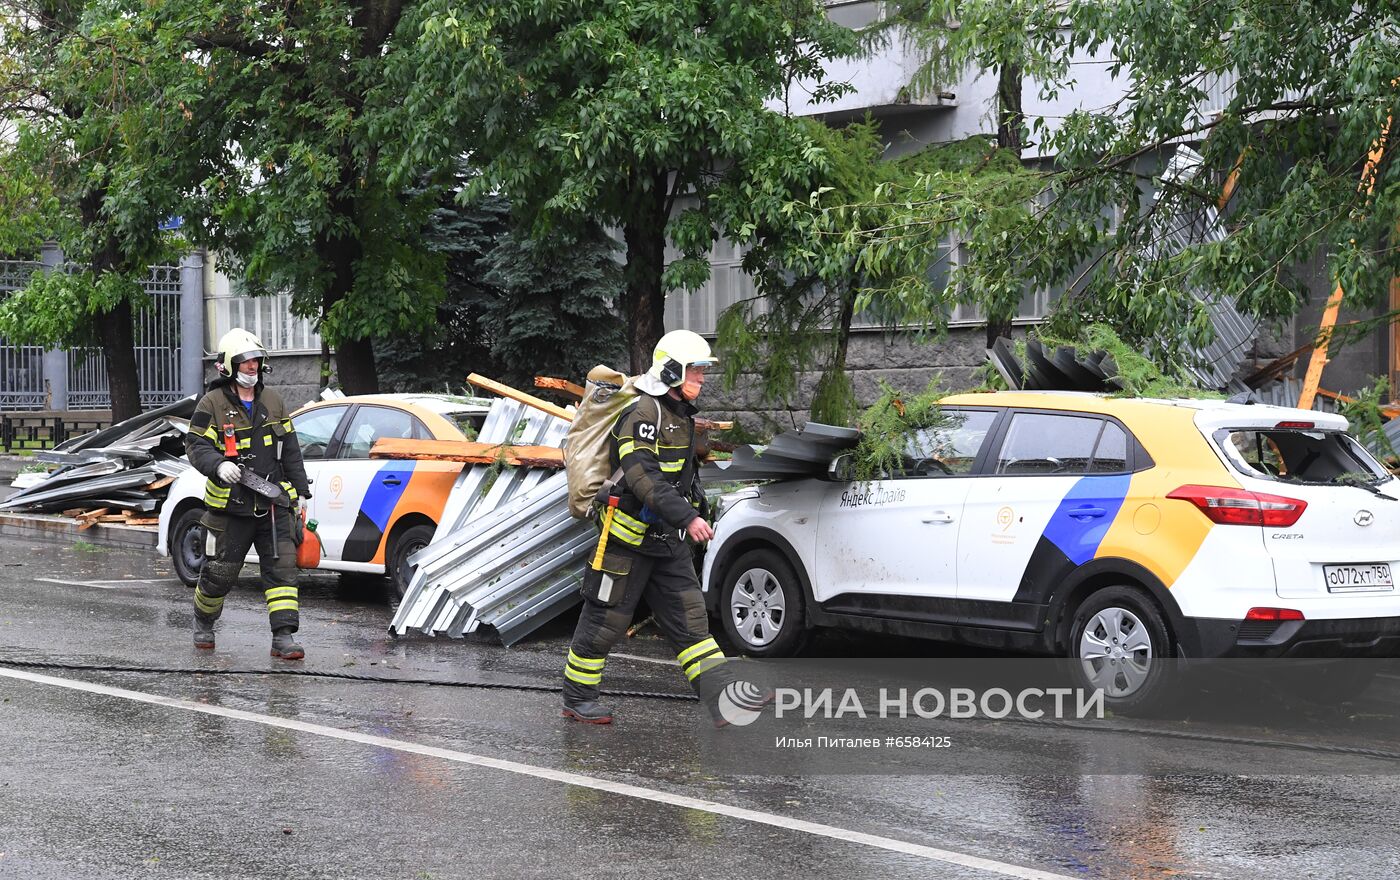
[390,399,596,646]
[2,397,195,514]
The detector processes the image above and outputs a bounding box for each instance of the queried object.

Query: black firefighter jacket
[186,382,311,517]
[604,389,707,556]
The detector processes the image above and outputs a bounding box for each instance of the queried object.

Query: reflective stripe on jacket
[605,391,701,552]
[185,383,310,516]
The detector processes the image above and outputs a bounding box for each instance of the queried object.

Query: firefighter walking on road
[186,329,312,659]
[562,330,737,726]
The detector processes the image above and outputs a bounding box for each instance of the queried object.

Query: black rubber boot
[561,700,613,724]
[193,618,215,650]
[270,627,304,660]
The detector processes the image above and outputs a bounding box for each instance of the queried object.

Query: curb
[0,512,158,551]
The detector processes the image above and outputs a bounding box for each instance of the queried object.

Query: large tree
[374,192,626,393]
[805,0,1400,378]
[717,119,1039,426]
[174,0,452,394]
[0,0,205,419]
[2,0,469,403]
[375,0,859,373]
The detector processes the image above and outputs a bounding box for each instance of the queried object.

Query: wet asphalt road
[0,534,1398,880]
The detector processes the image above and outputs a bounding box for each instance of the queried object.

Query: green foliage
[811,368,859,427]
[0,1,194,393]
[1032,324,1223,400]
[717,118,1039,420]
[811,0,1400,367]
[374,192,625,392]
[1338,376,1398,465]
[376,0,860,365]
[852,378,948,481]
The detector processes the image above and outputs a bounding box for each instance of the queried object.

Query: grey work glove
[216,461,242,485]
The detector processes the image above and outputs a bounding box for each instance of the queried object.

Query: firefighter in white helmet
[560,330,739,725]
[185,329,311,658]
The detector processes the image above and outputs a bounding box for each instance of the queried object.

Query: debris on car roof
[2,396,196,523]
[703,421,860,482]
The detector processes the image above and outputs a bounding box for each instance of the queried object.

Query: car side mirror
[827,453,855,481]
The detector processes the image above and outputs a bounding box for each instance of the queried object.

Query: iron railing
[67,265,184,409]
[0,261,46,410]
[1,260,187,411]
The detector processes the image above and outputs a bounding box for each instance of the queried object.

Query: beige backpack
[564,365,644,519]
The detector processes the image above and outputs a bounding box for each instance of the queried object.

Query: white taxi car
[158,393,490,598]
[702,391,1400,706]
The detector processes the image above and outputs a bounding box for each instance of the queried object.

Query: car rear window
[1218,428,1391,486]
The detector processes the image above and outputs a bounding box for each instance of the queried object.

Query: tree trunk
[98,297,142,421]
[79,188,143,421]
[986,62,1026,348]
[317,177,379,394]
[833,284,855,374]
[622,170,670,375]
[334,335,379,394]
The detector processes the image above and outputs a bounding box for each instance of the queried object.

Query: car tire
[170,507,207,588]
[719,548,807,658]
[388,523,436,602]
[1068,586,1177,714]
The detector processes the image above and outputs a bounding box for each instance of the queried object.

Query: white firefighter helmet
[214,328,268,377]
[647,329,717,388]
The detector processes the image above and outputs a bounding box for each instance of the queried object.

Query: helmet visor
[230,348,267,367]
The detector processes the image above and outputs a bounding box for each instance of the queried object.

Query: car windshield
[1218,428,1392,486]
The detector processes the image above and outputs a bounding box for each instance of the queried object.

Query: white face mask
[235,372,259,389]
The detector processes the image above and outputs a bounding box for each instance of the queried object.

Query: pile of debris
[386,375,589,645]
[1,397,195,524]
[385,373,735,646]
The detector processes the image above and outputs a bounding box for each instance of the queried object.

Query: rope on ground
[0,658,699,701]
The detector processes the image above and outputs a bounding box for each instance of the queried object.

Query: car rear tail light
[1244,607,1305,621]
[1167,484,1308,527]
[1274,420,1315,429]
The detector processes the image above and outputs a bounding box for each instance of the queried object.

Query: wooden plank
[77,507,110,521]
[1313,388,1400,419]
[1243,342,1314,387]
[695,418,734,432]
[468,373,574,422]
[95,515,129,523]
[1298,109,1392,410]
[61,508,87,518]
[534,376,587,399]
[143,476,175,491]
[124,517,160,526]
[370,437,565,468]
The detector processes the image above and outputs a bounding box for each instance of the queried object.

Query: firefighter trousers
[193,508,300,632]
[563,537,735,716]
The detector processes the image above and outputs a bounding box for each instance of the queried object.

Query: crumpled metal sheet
[0,467,160,511]
[53,396,196,452]
[702,422,859,482]
[390,399,592,645]
[4,401,194,513]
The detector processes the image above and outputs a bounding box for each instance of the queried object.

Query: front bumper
[1189,615,1400,658]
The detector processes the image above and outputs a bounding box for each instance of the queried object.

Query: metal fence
[0,259,187,412]
[67,265,184,409]
[0,261,46,410]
